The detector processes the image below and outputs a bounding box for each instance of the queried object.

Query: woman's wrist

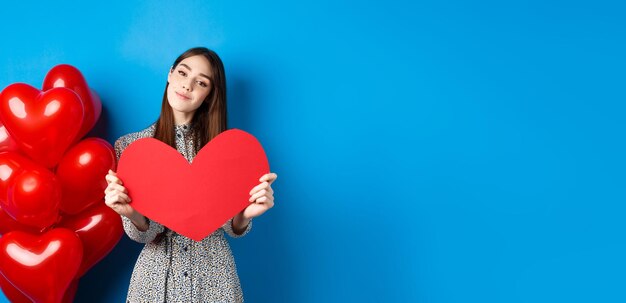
[232,212,250,234]
[129,211,149,231]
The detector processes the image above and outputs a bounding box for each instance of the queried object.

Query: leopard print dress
[114,123,252,303]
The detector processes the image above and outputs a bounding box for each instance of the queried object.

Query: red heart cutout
[59,203,123,277]
[0,83,84,168]
[117,129,269,241]
[0,228,83,303]
[43,64,102,140]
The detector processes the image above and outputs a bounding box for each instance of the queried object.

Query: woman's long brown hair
[153,47,228,153]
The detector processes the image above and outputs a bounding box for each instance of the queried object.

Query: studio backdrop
[0,0,625,302]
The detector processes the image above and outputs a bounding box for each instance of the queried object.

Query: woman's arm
[224,172,278,238]
[121,215,165,243]
[232,212,251,235]
[128,209,149,231]
[106,169,166,243]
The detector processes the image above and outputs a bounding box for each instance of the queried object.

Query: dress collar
[174,123,192,135]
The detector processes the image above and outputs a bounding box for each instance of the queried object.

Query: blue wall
[1,0,625,302]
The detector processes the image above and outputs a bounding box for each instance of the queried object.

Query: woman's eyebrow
[179,63,212,80]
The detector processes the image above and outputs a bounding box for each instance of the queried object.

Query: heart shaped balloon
[0,65,119,302]
[59,203,123,277]
[0,152,61,230]
[0,205,39,235]
[0,152,27,190]
[0,83,84,168]
[0,120,19,153]
[61,279,79,303]
[42,64,102,141]
[0,273,31,303]
[56,138,116,215]
[0,228,83,303]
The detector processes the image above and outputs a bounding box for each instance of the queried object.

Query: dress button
[177,133,182,138]
[183,125,187,129]
[184,246,188,252]
[184,272,188,277]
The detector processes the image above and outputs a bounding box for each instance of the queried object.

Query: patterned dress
[114,123,252,303]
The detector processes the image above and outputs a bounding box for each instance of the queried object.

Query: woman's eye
[178,70,187,76]
[197,81,208,88]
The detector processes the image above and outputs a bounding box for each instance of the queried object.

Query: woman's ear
[167,66,173,83]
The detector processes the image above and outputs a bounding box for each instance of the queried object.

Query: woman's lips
[176,92,191,100]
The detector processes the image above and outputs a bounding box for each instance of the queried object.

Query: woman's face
[166,55,213,117]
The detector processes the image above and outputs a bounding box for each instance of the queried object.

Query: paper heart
[59,204,123,277]
[43,64,102,140]
[0,228,83,303]
[0,83,84,168]
[117,129,269,241]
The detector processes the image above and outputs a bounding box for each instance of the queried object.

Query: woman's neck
[173,111,194,126]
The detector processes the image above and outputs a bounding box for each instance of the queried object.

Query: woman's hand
[104,170,133,216]
[104,169,148,230]
[243,172,278,220]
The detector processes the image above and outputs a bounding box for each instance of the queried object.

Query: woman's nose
[182,81,192,91]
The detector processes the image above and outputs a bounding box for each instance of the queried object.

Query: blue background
[1,0,625,302]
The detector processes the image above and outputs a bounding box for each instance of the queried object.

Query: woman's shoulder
[113,123,156,159]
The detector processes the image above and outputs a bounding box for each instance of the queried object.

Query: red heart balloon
[42,64,101,140]
[0,205,39,235]
[0,83,84,168]
[0,152,24,194]
[59,203,123,277]
[0,228,83,303]
[0,273,31,303]
[0,120,19,153]
[0,152,61,230]
[117,129,269,241]
[61,279,79,303]
[0,152,30,231]
[56,138,116,215]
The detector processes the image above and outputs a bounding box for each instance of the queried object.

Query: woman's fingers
[249,173,277,196]
[249,182,269,196]
[245,174,277,219]
[250,192,274,205]
[103,171,135,217]
[253,196,274,208]
[105,172,123,185]
[249,189,267,202]
[266,197,274,208]
[117,192,131,203]
[249,183,275,201]
[259,173,278,184]
[105,191,131,205]
[105,183,128,195]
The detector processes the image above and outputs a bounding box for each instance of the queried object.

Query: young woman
[104,47,277,302]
